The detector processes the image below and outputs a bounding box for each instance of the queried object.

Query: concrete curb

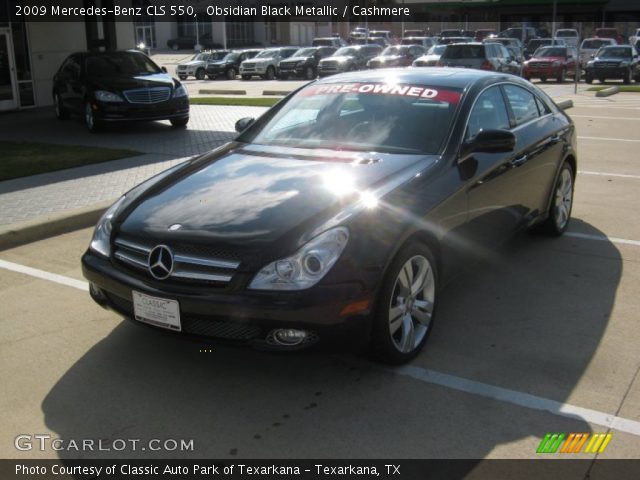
[556,99,574,110]
[595,86,620,98]
[262,90,291,96]
[198,89,247,95]
[0,200,112,251]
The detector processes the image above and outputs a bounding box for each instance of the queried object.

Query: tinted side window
[466,86,511,140]
[503,84,540,126]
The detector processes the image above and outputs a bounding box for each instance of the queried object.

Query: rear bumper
[82,251,372,351]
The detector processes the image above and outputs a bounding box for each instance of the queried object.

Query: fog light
[271,329,308,346]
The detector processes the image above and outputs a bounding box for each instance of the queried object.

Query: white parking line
[579,171,640,180]
[0,259,88,291]
[578,136,640,142]
[565,232,640,247]
[389,365,640,437]
[1,256,639,437]
[571,115,640,121]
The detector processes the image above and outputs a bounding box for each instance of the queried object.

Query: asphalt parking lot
[1,95,640,470]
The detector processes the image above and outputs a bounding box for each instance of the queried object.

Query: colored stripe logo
[537,433,612,454]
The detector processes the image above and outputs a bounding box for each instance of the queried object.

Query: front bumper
[523,66,562,77]
[94,97,189,122]
[82,251,372,350]
[278,64,306,76]
[240,64,268,75]
[586,66,627,78]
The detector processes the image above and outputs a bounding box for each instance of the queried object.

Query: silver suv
[240,47,299,80]
[176,51,228,80]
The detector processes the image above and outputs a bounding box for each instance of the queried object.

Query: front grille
[242,64,256,71]
[113,235,240,286]
[595,61,621,68]
[279,61,296,69]
[106,293,262,341]
[529,61,551,68]
[123,87,171,104]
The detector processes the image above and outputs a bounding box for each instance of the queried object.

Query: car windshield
[382,46,408,56]
[442,44,484,59]
[598,47,631,58]
[582,39,609,49]
[209,51,229,61]
[86,52,161,77]
[556,30,577,37]
[529,40,550,48]
[294,48,317,57]
[240,82,462,154]
[335,47,358,56]
[191,53,209,61]
[255,50,278,58]
[224,52,240,62]
[536,47,567,57]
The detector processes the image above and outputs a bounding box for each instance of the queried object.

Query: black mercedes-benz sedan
[82,69,577,363]
[53,50,190,132]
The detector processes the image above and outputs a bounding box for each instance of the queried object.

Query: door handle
[511,154,528,167]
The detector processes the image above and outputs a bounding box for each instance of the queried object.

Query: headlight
[94,90,123,102]
[174,84,188,98]
[248,227,349,291]
[89,196,126,258]
[620,61,630,67]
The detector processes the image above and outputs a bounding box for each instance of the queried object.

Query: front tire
[226,67,237,80]
[623,69,631,84]
[54,93,69,120]
[557,68,566,83]
[539,161,574,236]
[170,116,189,128]
[84,102,101,133]
[264,66,276,80]
[195,68,205,80]
[370,242,437,364]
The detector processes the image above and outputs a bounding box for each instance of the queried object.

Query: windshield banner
[300,83,462,104]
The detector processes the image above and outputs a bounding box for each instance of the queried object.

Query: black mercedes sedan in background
[82,69,577,364]
[584,45,640,84]
[53,50,190,132]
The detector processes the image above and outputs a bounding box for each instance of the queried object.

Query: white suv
[555,29,580,48]
[240,47,298,80]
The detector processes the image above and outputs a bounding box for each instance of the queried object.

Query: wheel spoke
[400,314,415,353]
[389,305,404,334]
[410,261,429,296]
[397,263,413,293]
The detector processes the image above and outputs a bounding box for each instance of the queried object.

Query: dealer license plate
[132,291,181,332]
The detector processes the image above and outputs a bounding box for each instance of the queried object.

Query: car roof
[313,67,506,89]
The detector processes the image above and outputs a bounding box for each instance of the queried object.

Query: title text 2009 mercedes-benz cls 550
[82,69,577,364]
[53,50,189,132]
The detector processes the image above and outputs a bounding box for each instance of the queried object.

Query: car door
[57,54,83,113]
[501,83,566,220]
[464,85,526,245]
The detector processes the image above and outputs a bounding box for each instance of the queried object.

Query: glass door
[0,29,17,111]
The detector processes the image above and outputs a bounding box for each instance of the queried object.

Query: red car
[523,46,579,83]
[594,28,624,45]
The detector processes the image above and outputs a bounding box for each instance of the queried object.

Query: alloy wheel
[554,168,573,231]
[388,255,435,354]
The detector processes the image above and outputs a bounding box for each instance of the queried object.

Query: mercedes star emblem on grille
[148,245,174,280]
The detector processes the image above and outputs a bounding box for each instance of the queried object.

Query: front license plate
[132,291,181,332]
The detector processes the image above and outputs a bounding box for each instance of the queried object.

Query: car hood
[528,56,566,62]
[321,56,353,63]
[282,56,311,63]
[89,73,176,91]
[371,55,404,62]
[243,58,272,65]
[179,60,205,67]
[118,143,438,252]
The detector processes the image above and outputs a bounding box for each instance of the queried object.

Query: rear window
[442,44,485,59]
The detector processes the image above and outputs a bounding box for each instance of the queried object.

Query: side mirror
[460,129,516,160]
[161,66,168,73]
[235,117,255,133]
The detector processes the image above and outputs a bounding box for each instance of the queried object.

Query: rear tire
[370,241,438,365]
[538,161,574,236]
[304,66,316,80]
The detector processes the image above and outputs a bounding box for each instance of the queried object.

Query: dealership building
[1,0,639,112]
